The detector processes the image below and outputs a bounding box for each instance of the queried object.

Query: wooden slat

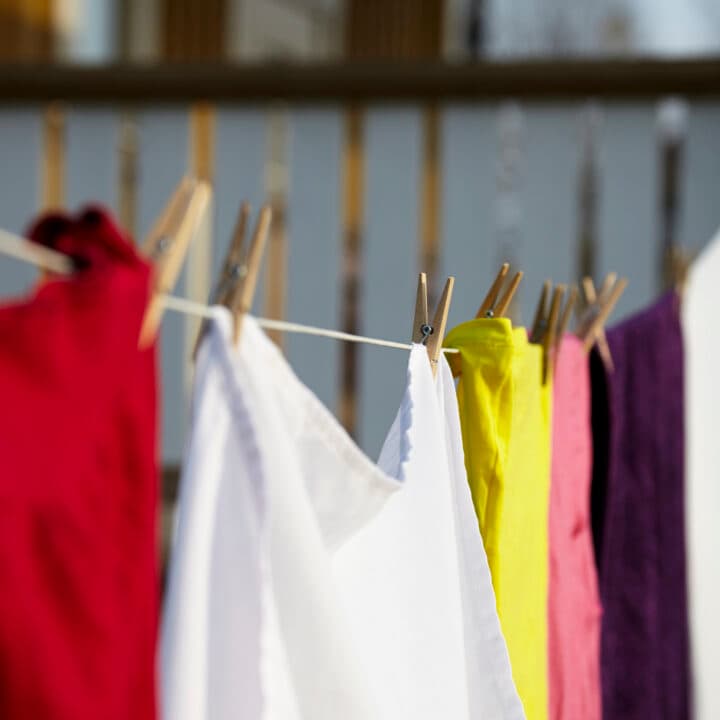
[41,103,65,210]
[186,104,216,364]
[0,60,717,104]
[118,112,139,238]
[339,107,364,436]
[264,110,289,348]
[0,0,55,60]
[213,108,266,282]
[577,105,600,280]
[345,0,443,59]
[420,104,440,301]
[264,205,288,346]
[656,101,687,291]
[190,102,215,182]
[161,0,227,60]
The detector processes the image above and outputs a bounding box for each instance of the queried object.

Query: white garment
[162,308,522,720]
[334,346,525,720]
[683,227,720,720]
[161,309,401,720]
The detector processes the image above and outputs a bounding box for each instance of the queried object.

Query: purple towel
[590,291,690,720]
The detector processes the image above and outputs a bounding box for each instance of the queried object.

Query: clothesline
[0,227,459,355]
[161,294,460,354]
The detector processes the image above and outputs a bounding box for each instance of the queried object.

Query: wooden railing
[0,60,717,482]
[0,59,716,102]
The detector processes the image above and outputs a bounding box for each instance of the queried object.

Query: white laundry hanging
[683,226,720,720]
[334,346,525,720]
[161,307,523,720]
[161,309,401,720]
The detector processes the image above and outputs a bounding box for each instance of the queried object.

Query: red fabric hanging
[0,208,159,719]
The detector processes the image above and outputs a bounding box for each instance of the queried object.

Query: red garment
[0,208,159,719]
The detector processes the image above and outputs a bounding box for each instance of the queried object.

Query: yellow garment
[445,320,552,720]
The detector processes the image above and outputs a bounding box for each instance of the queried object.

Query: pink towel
[548,334,602,720]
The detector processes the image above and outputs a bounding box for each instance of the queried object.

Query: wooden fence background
[0,60,717,469]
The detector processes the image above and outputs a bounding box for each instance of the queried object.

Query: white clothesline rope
[160,294,460,354]
[0,229,459,355]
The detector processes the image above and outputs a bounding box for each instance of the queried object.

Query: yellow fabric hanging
[445,320,552,720]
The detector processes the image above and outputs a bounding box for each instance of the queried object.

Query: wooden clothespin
[495,271,524,318]
[139,176,212,347]
[412,272,430,343]
[529,279,552,343]
[548,285,579,379]
[597,272,617,301]
[215,201,251,306]
[541,284,565,383]
[528,281,566,383]
[228,205,273,344]
[412,272,455,377]
[192,201,252,358]
[578,275,628,363]
[475,262,523,319]
[555,284,579,346]
[580,274,616,369]
[476,263,508,317]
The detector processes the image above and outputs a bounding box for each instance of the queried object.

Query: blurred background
[2,0,719,62]
[0,0,717,481]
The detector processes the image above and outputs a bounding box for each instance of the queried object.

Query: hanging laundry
[590,291,689,720]
[162,310,401,720]
[548,334,602,720]
[333,345,525,720]
[682,227,720,720]
[445,319,551,720]
[0,208,159,720]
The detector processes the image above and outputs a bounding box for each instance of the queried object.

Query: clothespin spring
[419,323,434,345]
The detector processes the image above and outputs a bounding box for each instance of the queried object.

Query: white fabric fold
[161,310,400,720]
[334,346,525,720]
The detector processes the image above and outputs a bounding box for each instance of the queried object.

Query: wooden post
[118,111,139,239]
[339,107,364,437]
[345,0,444,59]
[420,104,440,303]
[161,0,227,60]
[185,103,215,381]
[656,99,688,291]
[577,104,601,285]
[41,103,65,210]
[264,108,289,349]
